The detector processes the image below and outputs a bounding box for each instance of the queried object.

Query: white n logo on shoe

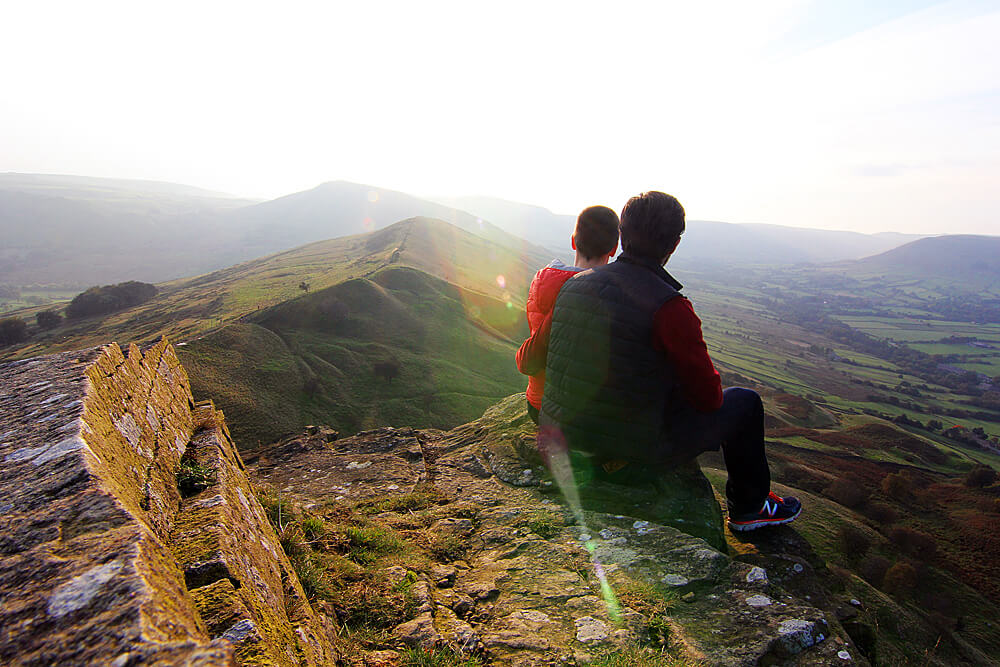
[761,499,778,517]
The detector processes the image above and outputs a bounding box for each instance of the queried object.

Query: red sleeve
[516,310,552,376]
[654,297,723,412]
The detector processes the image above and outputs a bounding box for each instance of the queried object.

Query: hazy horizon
[2,1,998,236]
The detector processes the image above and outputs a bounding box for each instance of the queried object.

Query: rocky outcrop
[0,340,335,666]
[251,394,866,665]
[2,341,865,665]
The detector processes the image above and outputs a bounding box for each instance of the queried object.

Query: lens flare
[367,190,379,203]
[496,275,506,289]
[538,425,622,623]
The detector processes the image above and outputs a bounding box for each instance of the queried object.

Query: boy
[516,205,619,424]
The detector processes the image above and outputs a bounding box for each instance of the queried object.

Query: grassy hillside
[1,216,543,446]
[180,265,528,446]
[2,216,549,360]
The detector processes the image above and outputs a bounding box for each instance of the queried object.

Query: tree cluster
[0,317,28,346]
[66,281,157,319]
[36,309,63,330]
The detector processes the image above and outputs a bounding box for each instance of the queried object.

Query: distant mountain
[232,181,540,259]
[432,195,575,255]
[0,173,255,287]
[0,176,550,292]
[850,234,1000,281]
[674,221,926,266]
[432,194,925,265]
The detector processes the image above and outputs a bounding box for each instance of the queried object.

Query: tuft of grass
[429,534,467,562]
[345,524,405,564]
[257,487,299,531]
[292,552,333,601]
[355,489,447,515]
[176,457,216,497]
[614,579,678,646]
[401,647,483,667]
[301,516,327,542]
[519,509,563,538]
[589,645,692,667]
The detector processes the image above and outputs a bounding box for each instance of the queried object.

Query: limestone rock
[392,612,440,649]
[0,341,336,666]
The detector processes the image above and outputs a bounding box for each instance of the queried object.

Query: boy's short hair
[620,191,685,261]
[574,205,620,260]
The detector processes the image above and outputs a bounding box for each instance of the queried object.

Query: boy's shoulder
[533,259,583,285]
[544,258,584,273]
[529,259,585,311]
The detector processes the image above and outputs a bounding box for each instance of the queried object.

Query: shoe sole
[727,506,802,532]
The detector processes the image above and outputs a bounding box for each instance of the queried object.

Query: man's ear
[571,234,577,251]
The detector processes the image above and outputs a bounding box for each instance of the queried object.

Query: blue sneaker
[728,491,802,531]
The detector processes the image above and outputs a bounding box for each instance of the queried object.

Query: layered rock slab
[0,341,335,666]
[173,404,335,666]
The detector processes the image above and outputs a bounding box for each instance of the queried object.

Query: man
[539,191,801,531]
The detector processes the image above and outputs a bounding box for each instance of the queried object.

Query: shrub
[859,555,891,587]
[964,465,998,489]
[66,280,157,319]
[882,561,918,595]
[880,472,912,501]
[781,464,826,492]
[373,360,400,382]
[825,480,869,508]
[35,309,62,330]
[0,317,28,346]
[888,526,936,560]
[864,502,898,525]
[836,524,872,559]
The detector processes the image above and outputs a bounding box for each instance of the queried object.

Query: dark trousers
[659,387,771,513]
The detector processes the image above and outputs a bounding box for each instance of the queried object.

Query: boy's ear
[571,234,577,251]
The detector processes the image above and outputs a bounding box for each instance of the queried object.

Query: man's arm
[515,310,553,376]
[654,296,723,412]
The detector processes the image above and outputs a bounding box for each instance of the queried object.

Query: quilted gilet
[540,255,681,458]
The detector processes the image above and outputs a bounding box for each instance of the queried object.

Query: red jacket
[517,260,582,409]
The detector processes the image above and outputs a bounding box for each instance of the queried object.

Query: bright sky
[2,0,998,235]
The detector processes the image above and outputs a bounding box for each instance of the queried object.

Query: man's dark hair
[619,191,685,261]
[574,205,620,260]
